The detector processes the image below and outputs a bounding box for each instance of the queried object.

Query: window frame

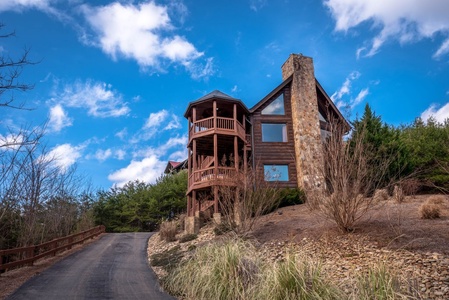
[261,93,285,115]
[263,164,289,182]
[261,123,287,142]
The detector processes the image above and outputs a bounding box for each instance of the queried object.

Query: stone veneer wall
[281,54,324,189]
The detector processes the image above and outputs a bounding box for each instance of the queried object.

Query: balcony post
[213,100,217,129]
[193,140,197,172]
[234,136,239,172]
[214,185,219,214]
[233,103,237,133]
[187,195,191,216]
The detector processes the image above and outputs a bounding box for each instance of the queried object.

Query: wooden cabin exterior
[183,54,346,231]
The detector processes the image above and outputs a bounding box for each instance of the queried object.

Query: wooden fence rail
[0,225,105,274]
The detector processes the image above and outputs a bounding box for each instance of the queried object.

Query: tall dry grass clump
[356,262,409,299]
[419,203,441,219]
[163,239,261,299]
[159,220,178,242]
[257,252,341,300]
[426,195,445,205]
[419,195,445,219]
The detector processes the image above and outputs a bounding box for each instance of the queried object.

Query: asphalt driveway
[7,233,176,300]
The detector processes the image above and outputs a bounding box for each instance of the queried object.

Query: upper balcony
[188,116,247,145]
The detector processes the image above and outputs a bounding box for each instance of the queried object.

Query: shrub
[257,253,341,300]
[179,233,197,243]
[278,188,306,208]
[426,195,445,205]
[393,185,405,203]
[160,220,178,242]
[374,189,389,201]
[419,203,441,219]
[401,179,421,197]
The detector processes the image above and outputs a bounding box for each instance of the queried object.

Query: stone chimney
[281,54,324,189]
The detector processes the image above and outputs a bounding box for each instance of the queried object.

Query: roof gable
[250,75,292,113]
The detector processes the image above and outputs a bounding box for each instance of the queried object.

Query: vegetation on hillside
[93,171,188,232]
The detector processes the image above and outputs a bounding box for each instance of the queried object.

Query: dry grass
[426,195,445,205]
[419,203,441,219]
[159,220,178,242]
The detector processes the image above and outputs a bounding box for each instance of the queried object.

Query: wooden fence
[0,225,105,274]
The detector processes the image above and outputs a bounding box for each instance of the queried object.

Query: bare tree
[218,162,282,237]
[0,24,36,111]
[306,113,391,232]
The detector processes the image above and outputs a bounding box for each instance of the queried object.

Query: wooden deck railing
[189,117,246,141]
[188,166,242,188]
[0,225,105,274]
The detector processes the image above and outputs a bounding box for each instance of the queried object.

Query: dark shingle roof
[196,90,238,101]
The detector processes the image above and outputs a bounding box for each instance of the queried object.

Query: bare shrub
[306,113,391,232]
[374,189,389,201]
[160,220,178,242]
[393,185,405,203]
[400,178,420,197]
[419,202,441,219]
[426,195,445,205]
[219,164,281,237]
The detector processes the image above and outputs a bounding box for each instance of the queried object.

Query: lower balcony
[188,167,243,193]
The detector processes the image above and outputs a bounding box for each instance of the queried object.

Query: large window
[264,165,289,181]
[262,123,287,142]
[262,94,284,115]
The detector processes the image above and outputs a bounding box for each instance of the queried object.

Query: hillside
[148,194,449,299]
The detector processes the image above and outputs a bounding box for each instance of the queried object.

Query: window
[264,165,289,181]
[262,123,287,142]
[262,94,284,115]
[318,112,326,122]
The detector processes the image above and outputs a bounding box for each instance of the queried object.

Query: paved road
[8,233,176,300]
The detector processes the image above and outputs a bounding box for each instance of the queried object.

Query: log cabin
[184,53,346,233]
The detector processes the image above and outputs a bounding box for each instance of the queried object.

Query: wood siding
[251,84,298,188]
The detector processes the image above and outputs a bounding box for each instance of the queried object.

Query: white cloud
[421,103,449,123]
[331,71,369,109]
[110,135,187,186]
[53,80,130,118]
[115,149,126,160]
[169,150,187,162]
[81,1,208,77]
[164,115,181,130]
[351,88,369,108]
[115,127,128,140]
[133,110,183,142]
[250,0,267,11]
[48,104,72,132]
[0,0,52,12]
[0,133,24,150]
[325,0,449,58]
[45,143,84,172]
[331,71,360,107]
[144,110,169,129]
[95,148,112,162]
[108,154,166,187]
[231,85,238,93]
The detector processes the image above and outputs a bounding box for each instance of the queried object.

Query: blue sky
[1,0,448,189]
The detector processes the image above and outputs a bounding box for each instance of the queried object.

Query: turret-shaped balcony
[184,90,252,217]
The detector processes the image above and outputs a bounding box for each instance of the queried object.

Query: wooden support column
[213,100,217,129]
[214,186,219,214]
[233,104,237,133]
[193,140,197,172]
[234,136,239,171]
[187,195,191,216]
[191,190,197,217]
